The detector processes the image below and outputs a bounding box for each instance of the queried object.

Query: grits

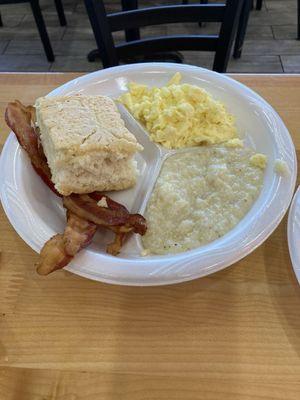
[142,147,265,255]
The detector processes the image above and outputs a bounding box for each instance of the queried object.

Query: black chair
[0,0,67,61]
[182,0,207,26]
[84,0,243,73]
[233,0,266,59]
[53,0,67,27]
[298,0,300,40]
[233,0,252,59]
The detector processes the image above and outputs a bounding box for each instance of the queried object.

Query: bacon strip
[63,193,146,256]
[36,235,72,275]
[5,100,60,196]
[36,212,97,275]
[5,100,147,274]
[63,194,147,235]
[63,211,97,256]
[107,230,126,256]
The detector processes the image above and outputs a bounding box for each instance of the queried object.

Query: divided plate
[0,63,297,285]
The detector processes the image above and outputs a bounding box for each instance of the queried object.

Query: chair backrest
[84,0,243,72]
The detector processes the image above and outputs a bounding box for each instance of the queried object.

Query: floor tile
[0,3,30,15]
[35,0,76,13]
[243,25,274,39]
[0,41,9,55]
[5,39,96,57]
[242,39,300,56]
[62,27,94,41]
[53,40,96,56]
[183,52,283,73]
[0,54,51,71]
[265,0,297,11]
[50,55,102,72]
[5,40,44,55]
[281,55,300,73]
[181,52,215,70]
[228,55,283,73]
[0,26,65,41]
[22,11,73,26]
[0,13,25,27]
[272,25,299,40]
[248,9,296,26]
[23,11,90,28]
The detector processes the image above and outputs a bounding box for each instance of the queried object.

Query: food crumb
[250,153,267,170]
[97,197,108,208]
[141,248,150,257]
[274,159,290,176]
[225,138,244,148]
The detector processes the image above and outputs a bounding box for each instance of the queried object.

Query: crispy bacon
[63,193,146,256]
[63,211,97,256]
[63,194,147,235]
[36,212,97,275]
[36,234,72,275]
[5,100,147,274]
[107,230,127,256]
[5,100,60,196]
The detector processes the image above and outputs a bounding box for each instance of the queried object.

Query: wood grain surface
[0,73,300,400]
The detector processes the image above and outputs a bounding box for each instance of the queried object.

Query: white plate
[0,63,297,286]
[288,186,300,284]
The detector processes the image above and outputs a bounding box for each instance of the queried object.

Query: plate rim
[288,186,300,285]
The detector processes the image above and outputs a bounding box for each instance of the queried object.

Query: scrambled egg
[250,153,267,169]
[118,72,238,149]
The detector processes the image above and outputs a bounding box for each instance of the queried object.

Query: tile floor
[0,0,299,73]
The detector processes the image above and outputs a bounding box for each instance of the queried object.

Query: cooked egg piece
[141,248,150,256]
[250,153,267,169]
[274,159,290,176]
[225,138,244,148]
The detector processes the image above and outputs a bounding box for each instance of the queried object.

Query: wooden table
[0,73,300,400]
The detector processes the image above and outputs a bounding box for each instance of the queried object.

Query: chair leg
[298,0,300,39]
[30,0,54,62]
[121,0,140,42]
[233,0,252,59]
[54,0,67,26]
[84,0,118,68]
[256,0,263,10]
